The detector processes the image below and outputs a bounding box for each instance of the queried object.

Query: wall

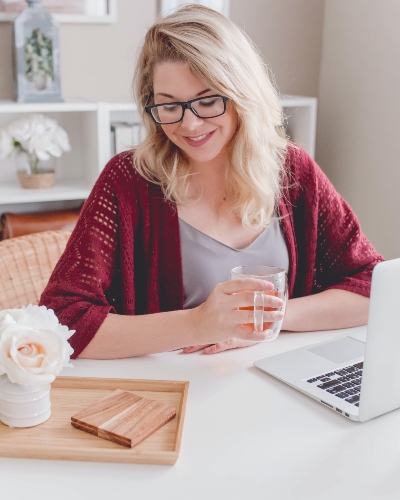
[0,1,157,102]
[0,0,324,101]
[230,0,324,97]
[316,0,400,259]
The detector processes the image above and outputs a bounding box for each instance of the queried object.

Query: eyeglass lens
[151,96,225,123]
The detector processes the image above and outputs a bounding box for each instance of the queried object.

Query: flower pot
[14,150,57,188]
[17,170,56,189]
[0,378,51,428]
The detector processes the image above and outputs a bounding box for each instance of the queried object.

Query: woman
[40,5,383,359]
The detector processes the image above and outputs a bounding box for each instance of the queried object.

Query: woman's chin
[181,147,226,166]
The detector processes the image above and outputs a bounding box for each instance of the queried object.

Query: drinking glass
[230,265,288,341]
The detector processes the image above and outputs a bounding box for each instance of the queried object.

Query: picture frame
[0,0,117,24]
[159,0,230,18]
[12,1,63,102]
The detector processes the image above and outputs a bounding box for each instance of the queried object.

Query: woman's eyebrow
[155,88,211,99]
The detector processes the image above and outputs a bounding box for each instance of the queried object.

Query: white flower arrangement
[0,305,74,387]
[0,114,70,174]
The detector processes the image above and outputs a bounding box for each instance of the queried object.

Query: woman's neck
[186,151,230,201]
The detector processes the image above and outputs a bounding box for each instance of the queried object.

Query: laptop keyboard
[306,361,363,407]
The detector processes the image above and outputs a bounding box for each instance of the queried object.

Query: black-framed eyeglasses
[145,94,229,124]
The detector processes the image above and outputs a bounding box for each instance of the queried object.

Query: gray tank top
[179,217,289,309]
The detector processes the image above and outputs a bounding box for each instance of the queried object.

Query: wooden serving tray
[0,377,189,465]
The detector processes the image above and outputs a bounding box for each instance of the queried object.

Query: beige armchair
[0,230,71,309]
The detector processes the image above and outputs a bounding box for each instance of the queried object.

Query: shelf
[0,99,97,114]
[103,97,311,111]
[0,180,91,204]
[102,102,137,112]
[280,96,317,158]
[281,95,317,108]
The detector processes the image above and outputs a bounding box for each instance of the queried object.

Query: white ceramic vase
[0,377,51,428]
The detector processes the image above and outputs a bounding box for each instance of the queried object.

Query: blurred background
[0,0,398,259]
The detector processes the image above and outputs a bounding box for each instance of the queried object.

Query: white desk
[1,326,399,500]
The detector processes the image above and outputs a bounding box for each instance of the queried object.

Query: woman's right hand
[189,278,284,346]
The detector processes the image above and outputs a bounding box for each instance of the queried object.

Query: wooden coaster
[71,389,176,448]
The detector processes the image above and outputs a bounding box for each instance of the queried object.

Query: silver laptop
[254,258,400,422]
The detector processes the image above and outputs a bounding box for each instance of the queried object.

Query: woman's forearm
[282,289,369,332]
[79,288,369,359]
[78,279,282,359]
[78,309,198,359]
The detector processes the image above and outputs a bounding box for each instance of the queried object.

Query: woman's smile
[181,130,216,147]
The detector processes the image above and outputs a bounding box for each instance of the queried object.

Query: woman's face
[152,62,238,167]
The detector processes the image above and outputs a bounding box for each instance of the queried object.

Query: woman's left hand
[182,338,258,354]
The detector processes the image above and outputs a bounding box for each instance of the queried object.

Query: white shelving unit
[281,95,317,159]
[0,96,316,214]
[97,101,139,172]
[0,99,98,211]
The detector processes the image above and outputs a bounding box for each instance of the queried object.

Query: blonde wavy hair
[133,4,289,230]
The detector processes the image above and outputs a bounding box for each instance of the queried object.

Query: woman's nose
[180,108,204,131]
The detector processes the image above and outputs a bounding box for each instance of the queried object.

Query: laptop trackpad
[308,336,365,364]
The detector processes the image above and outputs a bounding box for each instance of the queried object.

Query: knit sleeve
[289,147,384,298]
[39,152,137,358]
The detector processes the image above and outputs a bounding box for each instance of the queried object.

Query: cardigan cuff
[68,304,115,359]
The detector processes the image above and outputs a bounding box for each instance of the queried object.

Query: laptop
[254,258,400,422]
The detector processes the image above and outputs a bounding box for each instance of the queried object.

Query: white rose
[0,129,14,159]
[53,126,71,153]
[8,117,35,143]
[2,114,71,161]
[28,132,53,160]
[27,118,70,159]
[0,305,74,387]
[42,115,58,132]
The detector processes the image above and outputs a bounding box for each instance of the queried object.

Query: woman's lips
[181,130,216,147]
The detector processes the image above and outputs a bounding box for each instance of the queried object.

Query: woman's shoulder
[283,143,328,196]
[284,143,321,180]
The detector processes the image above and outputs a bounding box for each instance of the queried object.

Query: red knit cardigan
[40,146,384,358]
